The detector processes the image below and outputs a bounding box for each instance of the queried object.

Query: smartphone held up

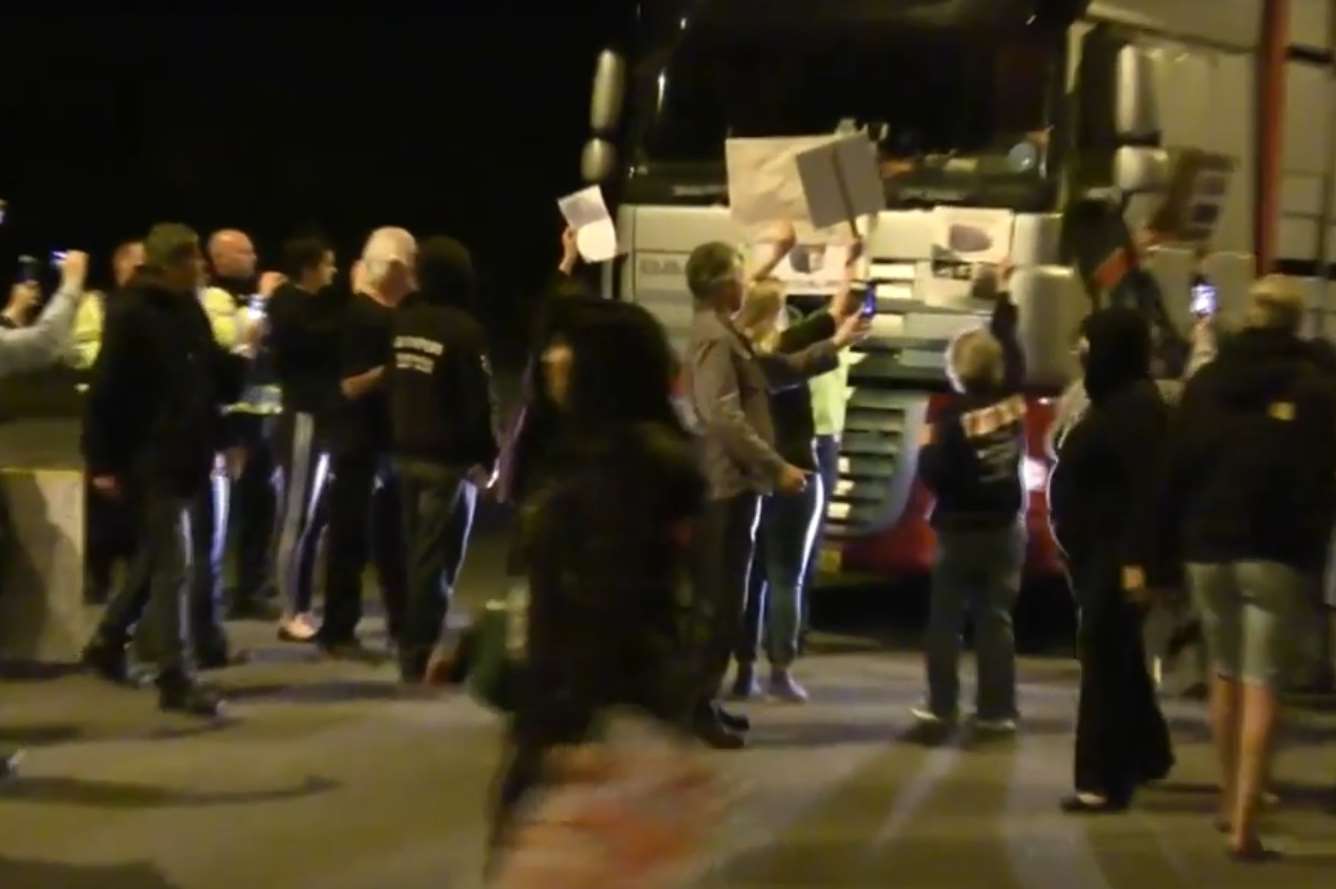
[1190,276,1217,317]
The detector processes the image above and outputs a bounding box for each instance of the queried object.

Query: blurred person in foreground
[267,236,343,642]
[1166,276,1336,860]
[0,249,86,779]
[316,227,414,656]
[493,723,723,889]
[81,224,245,716]
[914,265,1027,734]
[1049,307,1174,814]
[729,238,864,704]
[388,236,498,683]
[492,299,705,856]
[684,233,863,749]
[497,227,596,512]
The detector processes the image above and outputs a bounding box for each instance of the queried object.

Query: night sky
[0,11,624,358]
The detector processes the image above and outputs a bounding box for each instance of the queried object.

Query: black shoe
[157,672,226,717]
[228,597,282,622]
[318,638,383,664]
[82,638,130,684]
[399,654,429,685]
[196,648,246,671]
[716,705,751,733]
[694,717,746,750]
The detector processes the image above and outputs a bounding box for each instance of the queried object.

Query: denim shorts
[1186,561,1303,688]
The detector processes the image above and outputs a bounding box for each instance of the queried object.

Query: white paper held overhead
[557,186,620,263]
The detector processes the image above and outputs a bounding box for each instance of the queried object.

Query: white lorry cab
[578,0,1336,588]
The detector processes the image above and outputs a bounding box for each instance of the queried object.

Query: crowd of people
[917,263,1334,860]
[0,212,1330,868]
[0,224,501,724]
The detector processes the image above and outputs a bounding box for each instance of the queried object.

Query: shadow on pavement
[139,719,240,741]
[0,774,338,809]
[1141,779,1336,814]
[0,661,82,681]
[224,679,401,704]
[0,724,82,746]
[749,720,900,748]
[0,857,181,888]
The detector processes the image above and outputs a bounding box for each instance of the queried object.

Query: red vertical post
[1257,0,1291,272]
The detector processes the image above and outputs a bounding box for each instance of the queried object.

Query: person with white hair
[914,277,1028,735]
[315,227,416,656]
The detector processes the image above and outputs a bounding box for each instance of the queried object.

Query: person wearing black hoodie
[915,277,1027,731]
[267,236,343,643]
[82,223,246,717]
[389,236,499,683]
[1167,276,1336,859]
[1049,307,1174,814]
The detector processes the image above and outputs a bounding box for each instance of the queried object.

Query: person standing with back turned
[1167,276,1336,860]
[388,236,498,683]
[914,270,1027,735]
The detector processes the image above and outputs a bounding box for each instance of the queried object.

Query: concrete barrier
[0,416,88,664]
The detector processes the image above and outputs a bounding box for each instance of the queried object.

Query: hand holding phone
[860,282,877,318]
[16,255,40,284]
[1190,280,1217,317]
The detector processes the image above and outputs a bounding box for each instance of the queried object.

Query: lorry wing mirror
[581,138,619,184]
[1116,45,1160,142]
[590,49,627,135]
[1114,146,1171,194]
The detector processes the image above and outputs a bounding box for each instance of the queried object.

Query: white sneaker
[0,750,22,782]
[910,706,955,725]
[974,717,1018,735]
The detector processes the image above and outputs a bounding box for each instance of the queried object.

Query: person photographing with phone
[0,249,86,780]
[683,227,864,748]
[729,239,867,704]
[913,261,1028,735]
[0,251,85,344]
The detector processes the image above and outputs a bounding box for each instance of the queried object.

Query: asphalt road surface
[3,527,1335,888]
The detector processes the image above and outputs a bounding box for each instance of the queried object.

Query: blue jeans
[738,481,824,668]
[925,522,1025,720]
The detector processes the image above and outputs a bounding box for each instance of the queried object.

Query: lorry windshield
[637,24,1059,165]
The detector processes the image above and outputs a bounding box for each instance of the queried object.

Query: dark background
[0,11,624,359]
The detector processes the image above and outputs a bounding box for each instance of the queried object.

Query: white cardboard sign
[726,136,840,237]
